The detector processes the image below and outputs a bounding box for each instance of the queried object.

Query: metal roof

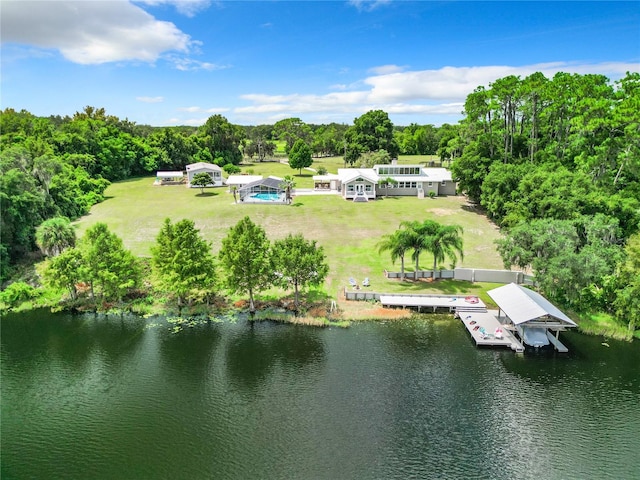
[238,176,284,192]
[488,283,576,326]
[186,162,222,171]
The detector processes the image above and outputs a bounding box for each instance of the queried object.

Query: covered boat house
[488,283,577,352]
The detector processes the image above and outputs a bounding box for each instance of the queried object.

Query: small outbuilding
[186,162,225,188]
[155,171,185,185]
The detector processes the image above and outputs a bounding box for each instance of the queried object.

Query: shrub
[0,282,37,309]
[223,164,241,174]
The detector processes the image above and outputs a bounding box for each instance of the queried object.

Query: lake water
[2,310,639,480]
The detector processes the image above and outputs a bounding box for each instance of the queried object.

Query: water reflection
[157,320,221,384]
[225,322,325,393]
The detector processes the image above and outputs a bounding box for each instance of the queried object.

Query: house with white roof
[185,162,225,188]
[313,161,456,201]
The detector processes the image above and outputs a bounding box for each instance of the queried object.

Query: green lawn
[75,176,504,296]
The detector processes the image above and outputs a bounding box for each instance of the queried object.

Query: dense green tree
[80,223,140,301]
[357,149,391,168]
[42,247,84,300]
[496,216,623,308]
[344,110,399,166]
[151,218,216,308]
[288,139,313,174]
[218,216,272,312]
[198,114,244,166]
[35,217,76,257]
[613,234,640,332]
[191,172,213,194]
[148,127,196,170]
[270,233,329,311]
[273,118,312,153]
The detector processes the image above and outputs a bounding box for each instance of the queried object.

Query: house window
[428,182,433,187]
[365,184,372,192]
[441,180,446,186]
[347,185,354,192]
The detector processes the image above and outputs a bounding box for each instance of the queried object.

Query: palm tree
[399,220,439,280]
[35,217,76,257]
[377,230,410,280]
[280,175,295,204]
[428,224,464,279]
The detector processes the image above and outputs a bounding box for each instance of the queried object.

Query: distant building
[313,161,456,201]
[185,162,224,187]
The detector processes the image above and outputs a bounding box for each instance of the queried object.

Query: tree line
[11,215,327,315]
[448,71,639,331]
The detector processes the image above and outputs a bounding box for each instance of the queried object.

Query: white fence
[383,268,534,285]
[344,268,535,301]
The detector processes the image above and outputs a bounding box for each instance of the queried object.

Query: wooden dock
[379,294,487,313]
[458,310,525,353]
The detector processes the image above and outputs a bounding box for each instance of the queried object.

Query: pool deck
[458,310,525,352]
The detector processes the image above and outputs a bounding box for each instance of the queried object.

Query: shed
[185,162,224,187]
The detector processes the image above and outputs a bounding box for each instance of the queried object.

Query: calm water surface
[2,310,639,480]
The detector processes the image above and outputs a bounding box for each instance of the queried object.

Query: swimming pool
[250,193,283,201]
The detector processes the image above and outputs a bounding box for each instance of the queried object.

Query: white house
[375,165,455,197]
[313,162,456,201]
[185,162,225,188]
[337,168,379,202]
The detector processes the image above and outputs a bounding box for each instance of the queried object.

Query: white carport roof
[488,283,577,327]
[156,171,184,178]
[226,175,263,186]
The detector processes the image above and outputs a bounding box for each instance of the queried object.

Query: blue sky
[2,1,639,126]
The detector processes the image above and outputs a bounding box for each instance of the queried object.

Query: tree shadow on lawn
[195,192,219,197]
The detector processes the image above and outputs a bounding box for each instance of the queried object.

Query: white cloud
[368,64,406,75]
[136,96,164,103]
[178,106,229,114]
[168,56,230,71]
[348,0,392,12]
[135,0,212,17]
[232,61,639,124]
[1,0,192,64]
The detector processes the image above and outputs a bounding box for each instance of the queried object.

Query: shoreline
[4,292,636,342]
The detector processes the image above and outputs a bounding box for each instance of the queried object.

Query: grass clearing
[74,175,504,297]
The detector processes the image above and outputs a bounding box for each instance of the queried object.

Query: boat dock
[379,294,487,313]
[458,310,525,353]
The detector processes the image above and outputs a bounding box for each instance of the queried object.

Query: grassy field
[74,171,504,298]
